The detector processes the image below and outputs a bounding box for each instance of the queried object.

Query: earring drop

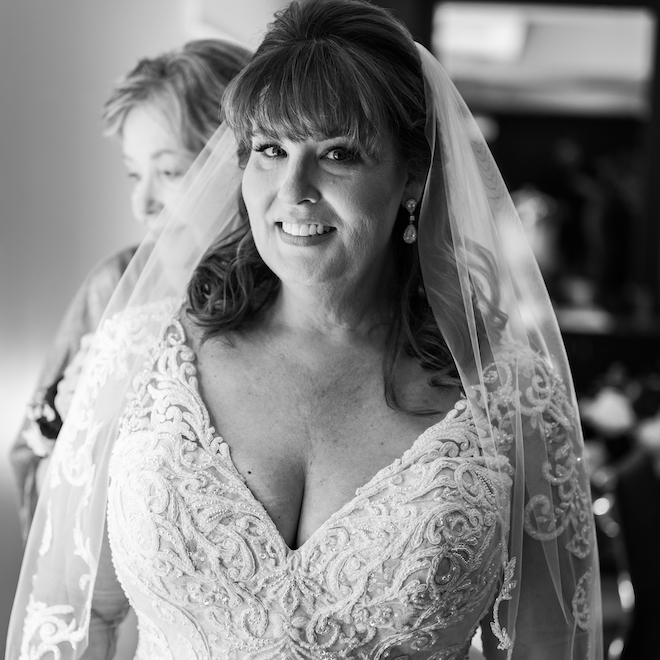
[403,199,417,244]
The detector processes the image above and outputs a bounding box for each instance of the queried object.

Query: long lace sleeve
[481,349,600,659]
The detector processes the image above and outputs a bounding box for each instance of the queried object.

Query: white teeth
[281,222,330,236]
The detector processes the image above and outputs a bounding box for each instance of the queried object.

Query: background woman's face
[241,133,412,291]
[121,103,196,229]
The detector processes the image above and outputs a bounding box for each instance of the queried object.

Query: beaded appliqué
[106,318,513,659]
[489,555,516,651]
[572,569,593,632]
[21,596,89,660]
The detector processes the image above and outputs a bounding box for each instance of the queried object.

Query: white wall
[0,0,186,652]
[186,0,289,48]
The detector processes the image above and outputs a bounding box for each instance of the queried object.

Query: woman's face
[242,133,418,291]
[121,103,197,229]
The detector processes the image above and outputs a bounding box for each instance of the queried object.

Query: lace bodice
[106,318,513,660]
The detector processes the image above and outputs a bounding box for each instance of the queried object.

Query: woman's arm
[511,360,599,659]
[81,528,131,660]
[480,349,600,659]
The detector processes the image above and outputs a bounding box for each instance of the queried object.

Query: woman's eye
[127,172,140,182]
[324,147,359,163]
[160,169,182,180]
[254,144,286,159]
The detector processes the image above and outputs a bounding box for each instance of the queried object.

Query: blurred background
[2,0,660,658]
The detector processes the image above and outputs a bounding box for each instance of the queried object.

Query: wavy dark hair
[187,0,460,414]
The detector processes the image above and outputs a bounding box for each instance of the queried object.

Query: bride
[8,1,602,658]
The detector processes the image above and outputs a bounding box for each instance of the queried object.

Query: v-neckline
[178,319,470,554]
[218,402,467,554]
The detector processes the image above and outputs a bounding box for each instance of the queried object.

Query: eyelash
[126,169,183,182]
[253,143,285,158]
[326,147,360,163]
[252,142,361,163]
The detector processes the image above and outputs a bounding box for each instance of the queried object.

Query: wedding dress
[98,298,580,660]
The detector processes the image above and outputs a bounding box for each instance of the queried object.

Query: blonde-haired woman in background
[9,39,250,540]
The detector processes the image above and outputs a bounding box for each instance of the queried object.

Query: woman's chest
[194,341,457,547]
[108,328,510,657]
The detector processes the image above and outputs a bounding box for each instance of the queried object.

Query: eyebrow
[122,149,193,162]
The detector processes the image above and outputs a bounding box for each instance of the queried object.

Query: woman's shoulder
[68,245,139,325]
[96,296,183,355]
[482,344,572,409]
[473,343,578,450]
[83,245,139,290]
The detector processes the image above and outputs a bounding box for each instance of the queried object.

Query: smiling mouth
[280,222,334,237]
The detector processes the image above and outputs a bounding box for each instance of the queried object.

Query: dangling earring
[403,199,417,244]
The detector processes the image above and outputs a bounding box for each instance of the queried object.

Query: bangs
[223,40,396,158]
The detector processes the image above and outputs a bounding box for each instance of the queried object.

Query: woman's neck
[258,238,398,339]
[265,267,395,343]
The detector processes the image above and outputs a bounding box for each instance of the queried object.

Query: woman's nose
[277,157,320,205]
[131,176,164,224]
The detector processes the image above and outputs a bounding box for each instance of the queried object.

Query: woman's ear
[401,175,424,208]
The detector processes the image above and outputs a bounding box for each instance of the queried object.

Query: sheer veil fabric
[7,44,602,660]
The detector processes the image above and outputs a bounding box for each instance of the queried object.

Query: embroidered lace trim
[107,317,512,659]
